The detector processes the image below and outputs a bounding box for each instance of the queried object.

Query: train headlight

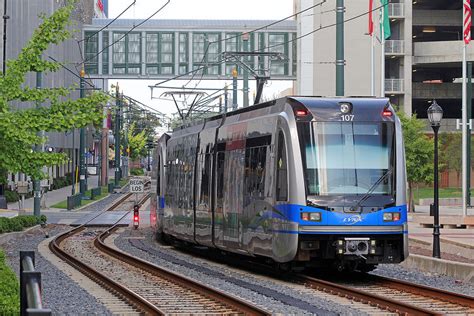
[309,212,321,221]
[383,212,401,221]
[301,212,322,222]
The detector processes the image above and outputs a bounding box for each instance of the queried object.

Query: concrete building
[295,0,468,127]
[0,0,107,187]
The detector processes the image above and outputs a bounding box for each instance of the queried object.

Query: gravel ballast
[115,228,370,315]
[0,225,111,315]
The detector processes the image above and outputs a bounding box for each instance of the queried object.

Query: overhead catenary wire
[181,0,327,91]
[153,2,384,88]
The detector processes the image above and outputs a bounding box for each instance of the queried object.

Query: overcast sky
[107,0,294,126]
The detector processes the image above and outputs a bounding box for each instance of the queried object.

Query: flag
[380,0,391,40]
[464,0,472,44]
[97,0,104,12]
[368,0,374,36]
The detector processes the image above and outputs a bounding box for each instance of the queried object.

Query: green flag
[380,0,391,40]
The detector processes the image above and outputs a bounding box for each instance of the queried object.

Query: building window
[113,32,141,75]
[102,32,109,74]
[268,33,288,76]
[84,31,98,74]
[146,32,174,75]
[179,33,188,75]
[193,33,221,76]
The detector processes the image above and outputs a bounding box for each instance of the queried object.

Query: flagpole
[462,43,468,217]
[380,9,385,97]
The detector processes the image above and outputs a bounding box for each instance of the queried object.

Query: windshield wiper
[349,168,393,212]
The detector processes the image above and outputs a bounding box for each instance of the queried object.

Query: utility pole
[335,0,345,96]
[79,68,86,196]
[33,71,42,216]
[242,33,249,107]
[232,68,238,110]
[224,84,228,113]
[114,84,121,188]
[101,106,109,186]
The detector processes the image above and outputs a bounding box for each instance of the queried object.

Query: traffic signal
[133,204,139,228]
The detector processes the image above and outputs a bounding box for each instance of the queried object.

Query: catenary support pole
[243,33,249,107]
[335,0,344,96]
[232,68,238,110]
[33,71,42,216]
[114,84,121,188]
[79,69,86,196]
[2,0,8,75]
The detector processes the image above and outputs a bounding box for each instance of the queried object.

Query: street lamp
[427,99,443,258]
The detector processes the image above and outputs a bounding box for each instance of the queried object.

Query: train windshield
[301,122,395,197]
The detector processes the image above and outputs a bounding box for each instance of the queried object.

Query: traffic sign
[130,178,144,193]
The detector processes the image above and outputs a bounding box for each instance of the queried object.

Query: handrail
[20,251,52,316]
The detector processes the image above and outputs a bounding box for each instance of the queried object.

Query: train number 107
[341,114,354,121]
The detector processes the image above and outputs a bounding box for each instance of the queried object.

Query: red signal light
[296,109,308,117]
[134,216,139,221]
[382,110,393,117]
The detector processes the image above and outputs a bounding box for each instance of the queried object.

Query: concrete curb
[0,225,41,244]
[401,254,474,283]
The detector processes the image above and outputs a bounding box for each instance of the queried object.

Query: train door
[214,148,225,248]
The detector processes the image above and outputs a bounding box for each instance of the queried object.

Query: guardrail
[20,251,51,316]
[388,3,404,18]
[385,79,404,93]
[385,40,405,55]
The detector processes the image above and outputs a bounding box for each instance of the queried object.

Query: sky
[107,0,294,126]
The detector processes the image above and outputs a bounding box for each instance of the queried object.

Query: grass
[412,187,474,204]
[50,185,109,209]
[0,249,19,314]
[50,178,130,210]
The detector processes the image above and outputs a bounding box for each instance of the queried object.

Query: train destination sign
[130,178,144,193]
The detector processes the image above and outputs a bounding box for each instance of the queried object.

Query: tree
[126,123,147,161]
[0,1,108,183]
[399,112,434,212]
[439,132,462,186]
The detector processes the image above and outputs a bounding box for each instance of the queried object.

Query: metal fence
[385,79,404,93]
[388,3,404,18]
[385,40,405,55]
[20,251,51,316]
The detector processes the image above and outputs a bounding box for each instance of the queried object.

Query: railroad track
[299,273,474,315]
[50,193,268,315]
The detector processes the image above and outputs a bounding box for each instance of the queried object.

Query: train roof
[172,96,391,132]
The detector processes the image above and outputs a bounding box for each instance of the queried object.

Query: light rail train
[150,97,408,271]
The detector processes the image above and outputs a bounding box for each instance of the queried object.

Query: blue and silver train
[150,97,408,271]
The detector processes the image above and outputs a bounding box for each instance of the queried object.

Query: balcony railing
[385,40,405,54]
[385,79,404,93]
[388,3,404,18]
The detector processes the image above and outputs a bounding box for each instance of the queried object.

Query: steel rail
[49,192,160,314]
[298,274,438,315]
[96,224,270,315]
[364,273,474,310]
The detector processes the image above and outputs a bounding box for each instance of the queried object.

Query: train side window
[157,155,161,196]
[244,145,267,202]
[276,131,288,201]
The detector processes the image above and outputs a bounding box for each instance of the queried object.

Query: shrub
[4,190,19,203]
[0,215,47,234]
[130,168,144,176]
[0,249,19,314]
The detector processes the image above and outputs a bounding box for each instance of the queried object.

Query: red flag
[464,0,472,44]
[368,0,374,36]
[97,0,104,12]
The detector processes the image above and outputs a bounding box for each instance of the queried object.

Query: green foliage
[439,132,462,180]
[127,122,147,161]
[0,249,19,314]
[0,1,109,183]
[399,112,434,185]
[130,167,145,176]
[399,112,434,211]
[0,215,45,234]
[4,190,19,203]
